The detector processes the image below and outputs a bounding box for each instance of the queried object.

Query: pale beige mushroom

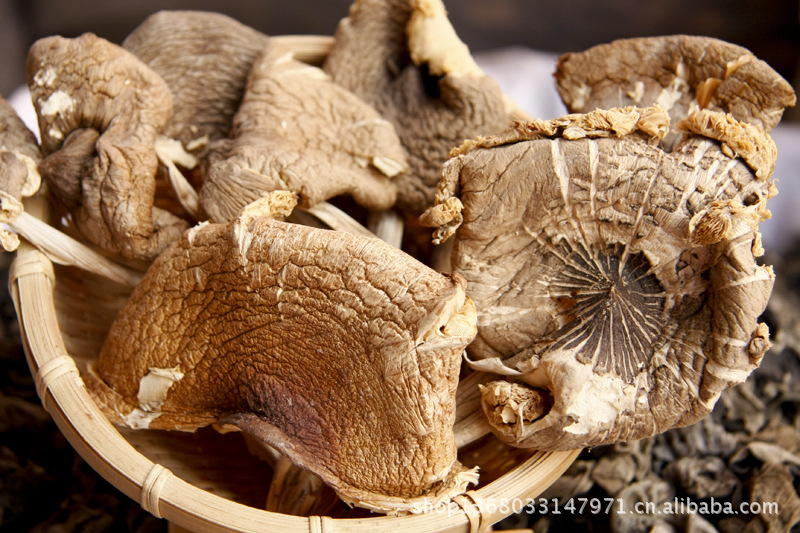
[0,95,42,251]
[200,39,406,223]
[746,463,800,532]
[420,105,780,450]
[323,0,514,214]
[85,192,478,514]
[28,33,188,262]
[554,35,797,151]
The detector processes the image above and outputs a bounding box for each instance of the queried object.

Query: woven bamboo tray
[9,34,579,533]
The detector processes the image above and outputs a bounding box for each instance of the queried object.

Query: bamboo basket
[9,34,580,533]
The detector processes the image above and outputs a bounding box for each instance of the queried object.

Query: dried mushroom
[745,463,800,532]
[0,95,42,251]
[85,193,478,513]
[610,476,676,533]
[28,33,188,262]
[200,39,405,223]
[323,0,514,214]
[122,10,270,156]
[555,35,797,151]
[420,104,782,450]
[662,456,738,499]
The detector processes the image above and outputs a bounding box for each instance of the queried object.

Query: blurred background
[1,2,800,532]
[1,0,798,106]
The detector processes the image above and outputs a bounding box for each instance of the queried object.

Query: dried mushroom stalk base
[84,193,479,514]
[421,105,780,450]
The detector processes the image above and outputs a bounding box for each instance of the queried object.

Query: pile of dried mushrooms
[1,0,797,521]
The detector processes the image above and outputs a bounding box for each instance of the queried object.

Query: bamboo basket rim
[8,33,574,533]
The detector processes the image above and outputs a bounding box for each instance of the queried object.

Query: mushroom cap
[28,33,189,261]
[200,39,405,222]
[554,35,797,151]
[421,106,775,450]
[323,0,513,214]
[123,10,271,155]
[86,195,478,513]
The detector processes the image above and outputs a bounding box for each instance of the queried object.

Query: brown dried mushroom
[28,33,188,262]
[122,10,270,156]
[323,0,514,214]
[200,39,406,223]
[85,193,478,513]
[0,95,42,251]
[420,105,780,450]
[554,35,797,151]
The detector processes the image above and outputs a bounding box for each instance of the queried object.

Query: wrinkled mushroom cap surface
[555,35,797,151]
[421,106,776,450]
[323,0,513,214]
[123,10,271,155]
[200,40,404,222]
[27,33,188,261]
[86,195,478,513]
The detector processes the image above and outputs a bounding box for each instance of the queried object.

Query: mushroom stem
[154,136,203,220]
[367,209,404,248]
[270,35,334,66]
[301,202,378,239]
[454,371,494,448]
[265,455,338,516]
[7,196,143,288]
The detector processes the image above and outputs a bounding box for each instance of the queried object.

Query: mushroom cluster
[4,0,796,520]
[8,0,506,516]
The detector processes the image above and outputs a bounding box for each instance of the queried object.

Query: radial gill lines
[547,243,666,382]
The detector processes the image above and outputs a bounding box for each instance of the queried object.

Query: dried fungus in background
[122,10,271,157]
[0,96,42,251]
[554,35,797,151]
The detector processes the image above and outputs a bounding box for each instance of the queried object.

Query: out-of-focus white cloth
[10,47,800,252]
[9,85,38,140]
[476,47,567,121]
